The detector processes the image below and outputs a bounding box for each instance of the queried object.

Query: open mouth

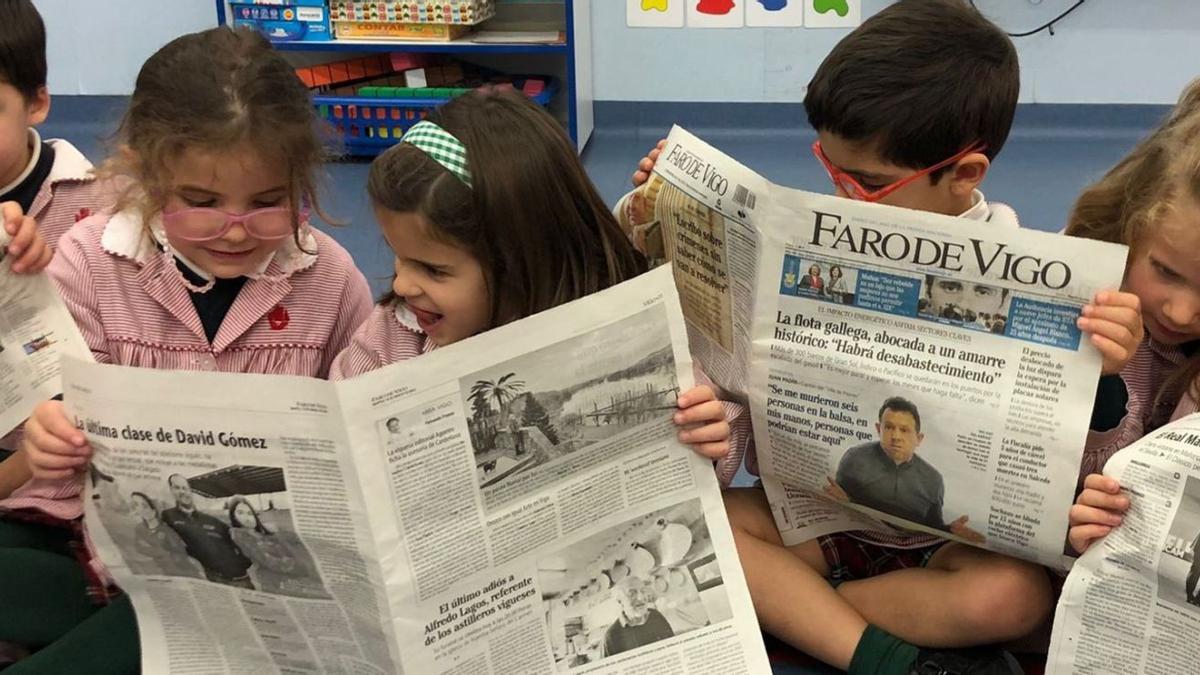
[409,306,444,332]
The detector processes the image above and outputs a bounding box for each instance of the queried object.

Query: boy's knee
[958,559,1052,638]
[723,488,773,538]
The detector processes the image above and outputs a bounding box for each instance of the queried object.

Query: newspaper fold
[75,265,771,675]
[1047,413,1200,675]
[641,126,1129,568]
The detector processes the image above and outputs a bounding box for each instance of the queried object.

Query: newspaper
[0,228,91,437]
[1047,413,1200,674]
[74,265,771,675]
[641,126,1128,567]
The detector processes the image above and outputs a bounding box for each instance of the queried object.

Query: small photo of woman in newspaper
[779,255,857,305]
[538,499,733,669]
[228,496,329,599]
[129,491,203,578]
[1156,476,1200,610]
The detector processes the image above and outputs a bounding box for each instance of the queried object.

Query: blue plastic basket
[315,77,557,156]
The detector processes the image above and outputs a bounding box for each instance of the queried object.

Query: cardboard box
[230,3,333,42]
[330,1,495,26]
[333,21,472,40]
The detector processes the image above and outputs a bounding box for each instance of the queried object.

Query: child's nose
[1164,292,1200,328]
[222,221,250,243]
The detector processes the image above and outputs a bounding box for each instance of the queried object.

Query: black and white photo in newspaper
[1047,414,1200,675]
[74,362,400,675]
[336,265,771,675]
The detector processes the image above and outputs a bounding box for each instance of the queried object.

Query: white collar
[44,137,94,183]
[393,303,426,335]
[0,129,42,195]
[100,209,319,291]
[957,189,1019,228]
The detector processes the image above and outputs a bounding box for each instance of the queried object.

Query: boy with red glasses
[618,2,1054,674]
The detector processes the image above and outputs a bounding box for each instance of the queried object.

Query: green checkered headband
[401,121,472,187]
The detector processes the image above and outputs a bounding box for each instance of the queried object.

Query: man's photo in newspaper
[538,498,733,669]
[92,462,330,599]
[458,306,678,502]
[779,255,857,306]
[917,275,1010,334]
[822,395,987,544]
[1157,475,1200,611]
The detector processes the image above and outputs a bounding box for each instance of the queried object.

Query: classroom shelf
[216,1,592,153]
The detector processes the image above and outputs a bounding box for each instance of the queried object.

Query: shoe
[909,646,1024,675]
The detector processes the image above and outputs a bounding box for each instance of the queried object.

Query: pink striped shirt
[29,137,111,250]
[0,210,373,520]
[331,302,750,486]
[1082,337,1198,482]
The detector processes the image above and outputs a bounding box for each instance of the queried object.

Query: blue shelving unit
[216,1,593,153]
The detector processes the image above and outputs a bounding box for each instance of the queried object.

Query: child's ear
[948,152,990,197]
[27,86,50,126]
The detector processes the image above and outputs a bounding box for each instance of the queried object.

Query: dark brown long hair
[99,26,333,243]
[368,89,647,329]
[1066,78,1200,404]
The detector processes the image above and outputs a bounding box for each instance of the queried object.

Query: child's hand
[22,400,92,481]
[949,515,987,544]
[823,476,849,502]
[631,139,667,187]
[674,385,730,459]
[1077,291,1143,375]
[2,201,52,274]
[1068,474,1129,554]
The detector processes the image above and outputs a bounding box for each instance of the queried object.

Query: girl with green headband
[331,89,744,466]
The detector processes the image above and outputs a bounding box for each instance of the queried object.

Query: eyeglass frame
[811,140,988,203]
[159,205,308,243]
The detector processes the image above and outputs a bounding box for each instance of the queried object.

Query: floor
[39,96,1167,675]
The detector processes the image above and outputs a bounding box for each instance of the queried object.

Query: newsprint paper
[73,265,770,675]
[637,126,1129,568]
[1047,413,1200,675]
[0,227,90,437]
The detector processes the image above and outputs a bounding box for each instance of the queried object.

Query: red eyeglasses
[811,141,987,203]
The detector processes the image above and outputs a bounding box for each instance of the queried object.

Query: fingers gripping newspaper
[0,228,90,437]
[642,127,1128,567]
[1047,413,1200,675]
[74,265,770,675]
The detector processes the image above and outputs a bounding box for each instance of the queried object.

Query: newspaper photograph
[0,227,90,436]
[644,126,1129,567]
[1047,413,1200,675]
[76,264,771,675]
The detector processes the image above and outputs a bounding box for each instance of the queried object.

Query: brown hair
[1067,78,1200,403]
[0,0,46,101]
[804,0,1018,180]
[99,26,332,242]
[367,89,647,329]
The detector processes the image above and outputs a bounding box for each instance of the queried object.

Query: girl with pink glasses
[0,26,371,671]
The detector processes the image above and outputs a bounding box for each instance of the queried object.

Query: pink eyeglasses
[160,206,306,242]
[812,141,987,203]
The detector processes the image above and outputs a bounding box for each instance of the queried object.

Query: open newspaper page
[78,265,771,674]
[653,126,1128,568]
[1047,413,1200,675]
[72,359,403,674]
[0,228,90,436]
[336,265,769,675]
[635,135,771,403]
